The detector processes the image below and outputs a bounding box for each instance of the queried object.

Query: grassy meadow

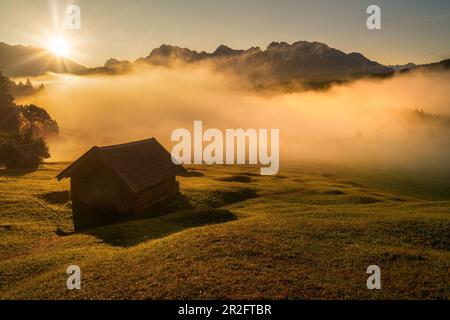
[0,163,449,299]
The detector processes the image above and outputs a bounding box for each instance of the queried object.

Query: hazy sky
[1,0,449,66]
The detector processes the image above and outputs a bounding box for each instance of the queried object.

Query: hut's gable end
[70,156,133,213]
[69,157,134,230]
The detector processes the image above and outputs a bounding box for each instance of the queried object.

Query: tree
[6,129,50,169]
[0,72,19,134]
[19,104,59,138]
[0,72,14,110]
[0,72,57,169]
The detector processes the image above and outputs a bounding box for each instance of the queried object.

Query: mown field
[0,163,449,299]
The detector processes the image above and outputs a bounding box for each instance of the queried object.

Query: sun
[48,37,70,57]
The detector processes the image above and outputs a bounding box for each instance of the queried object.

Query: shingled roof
[56,138,186,193]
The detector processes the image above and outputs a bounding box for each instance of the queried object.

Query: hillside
[0,42,86,77]
[0,163,448,299]
[402,59,450,74]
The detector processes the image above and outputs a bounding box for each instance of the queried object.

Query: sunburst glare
[48,37,70,57]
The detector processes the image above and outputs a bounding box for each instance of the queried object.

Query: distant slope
[388,63,416,71]
[0,42,86,77]
[405,59,450,73]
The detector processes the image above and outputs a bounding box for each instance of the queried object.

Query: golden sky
[1,0,449,66]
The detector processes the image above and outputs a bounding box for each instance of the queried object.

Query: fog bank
[17,65,450,173]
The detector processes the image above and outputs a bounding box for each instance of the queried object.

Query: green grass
[0,163,449,300]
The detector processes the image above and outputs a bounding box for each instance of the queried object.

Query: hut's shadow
[82,194,237,247]
[84,208,237,248]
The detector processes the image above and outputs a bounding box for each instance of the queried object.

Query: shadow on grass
[0,168,37,177]
[39,191,70,204]
[216,175,252,183]
[55,228,74,236]
[183,170,205,177]
[205,188,258,208]
[85,208,237,247]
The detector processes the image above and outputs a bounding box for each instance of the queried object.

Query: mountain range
[124,41,394,83]
[1,40,449,88]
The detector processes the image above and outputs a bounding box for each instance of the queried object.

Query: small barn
[57,138,186,231]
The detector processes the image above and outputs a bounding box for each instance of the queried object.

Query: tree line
[0,72,58,169]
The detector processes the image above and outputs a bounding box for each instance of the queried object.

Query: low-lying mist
[17,64,450,174]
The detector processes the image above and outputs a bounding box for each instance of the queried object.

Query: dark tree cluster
[10,78,45,98]
[0,72,58,169]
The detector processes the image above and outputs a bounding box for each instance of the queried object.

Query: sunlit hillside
[1,163,448,299]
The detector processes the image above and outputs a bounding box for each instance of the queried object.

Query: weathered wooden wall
[70,159,133,230]
[133,178,179,212]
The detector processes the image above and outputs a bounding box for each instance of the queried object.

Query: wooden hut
[57,138,186,231]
